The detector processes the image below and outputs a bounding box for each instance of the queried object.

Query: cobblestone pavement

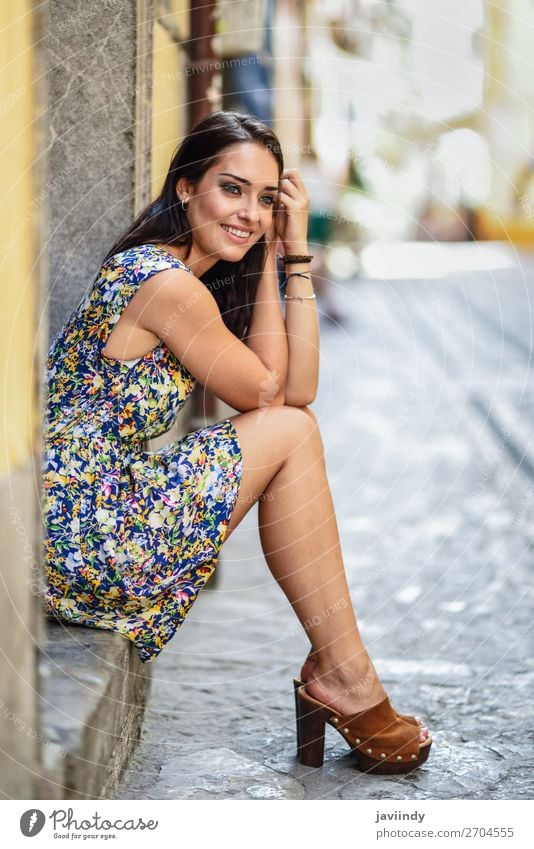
[115,243,534,800]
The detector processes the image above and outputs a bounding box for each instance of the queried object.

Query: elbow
[284,387,317,407]
[268,389,286,406]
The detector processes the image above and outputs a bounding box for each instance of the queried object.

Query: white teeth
[221,225,250,238]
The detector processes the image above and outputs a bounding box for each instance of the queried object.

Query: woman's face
[178,142,280,265]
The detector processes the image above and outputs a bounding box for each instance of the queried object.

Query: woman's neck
[154,242,219,278]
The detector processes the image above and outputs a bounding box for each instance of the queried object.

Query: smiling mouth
[220,224,253,242]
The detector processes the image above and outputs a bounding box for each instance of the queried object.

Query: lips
[220,224,253,243]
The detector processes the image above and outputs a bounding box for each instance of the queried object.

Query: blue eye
[222,184,275,205]
[222,183,240,194]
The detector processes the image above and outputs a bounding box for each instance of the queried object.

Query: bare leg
[224,405,428,735]
[256,410,388,715]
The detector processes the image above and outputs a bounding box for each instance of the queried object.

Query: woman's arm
[244,168,319,409]
[274,168,319,407]
[282,243,320,406]
[242,243,288,406]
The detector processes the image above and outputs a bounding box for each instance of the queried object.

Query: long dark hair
[103,111,284,340]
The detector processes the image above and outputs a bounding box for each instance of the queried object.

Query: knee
[240,403,320,451]
[267,403,321,450]
[287,405,326,458]
[274,403,318,430]
[289,404,319,428]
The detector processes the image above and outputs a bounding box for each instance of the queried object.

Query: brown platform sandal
[292,677,422,736]
[295,684,432,774]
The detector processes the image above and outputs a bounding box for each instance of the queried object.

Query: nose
[237,199,261,227]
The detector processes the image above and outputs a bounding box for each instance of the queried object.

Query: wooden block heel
[293,677,303,753]
[295,685,331,767]
[294,683,432,774]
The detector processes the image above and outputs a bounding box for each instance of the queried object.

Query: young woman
[42,111,432,774]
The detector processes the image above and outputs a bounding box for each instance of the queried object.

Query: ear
[175,178,192,201]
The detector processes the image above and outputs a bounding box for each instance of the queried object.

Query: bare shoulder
[127,264,281,412]
[132,264,218,331]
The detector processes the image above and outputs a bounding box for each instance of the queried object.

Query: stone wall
[47,0,154,338]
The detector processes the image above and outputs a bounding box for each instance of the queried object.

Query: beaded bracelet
[277,253,314,264]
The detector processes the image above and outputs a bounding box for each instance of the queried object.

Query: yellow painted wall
[0,1,38,473]
[152,1,190,198]
[480,0,534,242]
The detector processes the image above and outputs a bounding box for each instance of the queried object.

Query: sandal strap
[327,696,421,763]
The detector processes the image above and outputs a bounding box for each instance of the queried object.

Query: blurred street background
[1,0,533,801]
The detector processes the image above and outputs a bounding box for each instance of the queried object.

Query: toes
[415,716,429,733]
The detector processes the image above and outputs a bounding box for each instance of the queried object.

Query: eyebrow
[218,172,278,192]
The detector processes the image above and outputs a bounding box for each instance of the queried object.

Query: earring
[181,198,188,211]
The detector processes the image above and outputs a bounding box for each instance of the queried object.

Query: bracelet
[284,293,317,301]
[286,272,311,283]
[277,253,314,264]
[280,271,314,302]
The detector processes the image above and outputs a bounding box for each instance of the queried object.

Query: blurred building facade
[304,0,534,247]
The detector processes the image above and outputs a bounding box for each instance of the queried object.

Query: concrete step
[39,617,151,799]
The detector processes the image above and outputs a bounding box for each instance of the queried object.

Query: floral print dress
[42,243,243,663]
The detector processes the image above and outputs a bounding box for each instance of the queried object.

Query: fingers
[281,168,309,199]
[279,169,310,207]
[278,186,308,209]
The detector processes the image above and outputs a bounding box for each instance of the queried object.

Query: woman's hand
[265,168,310,254]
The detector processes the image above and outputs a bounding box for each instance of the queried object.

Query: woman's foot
[299,650,430,742]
